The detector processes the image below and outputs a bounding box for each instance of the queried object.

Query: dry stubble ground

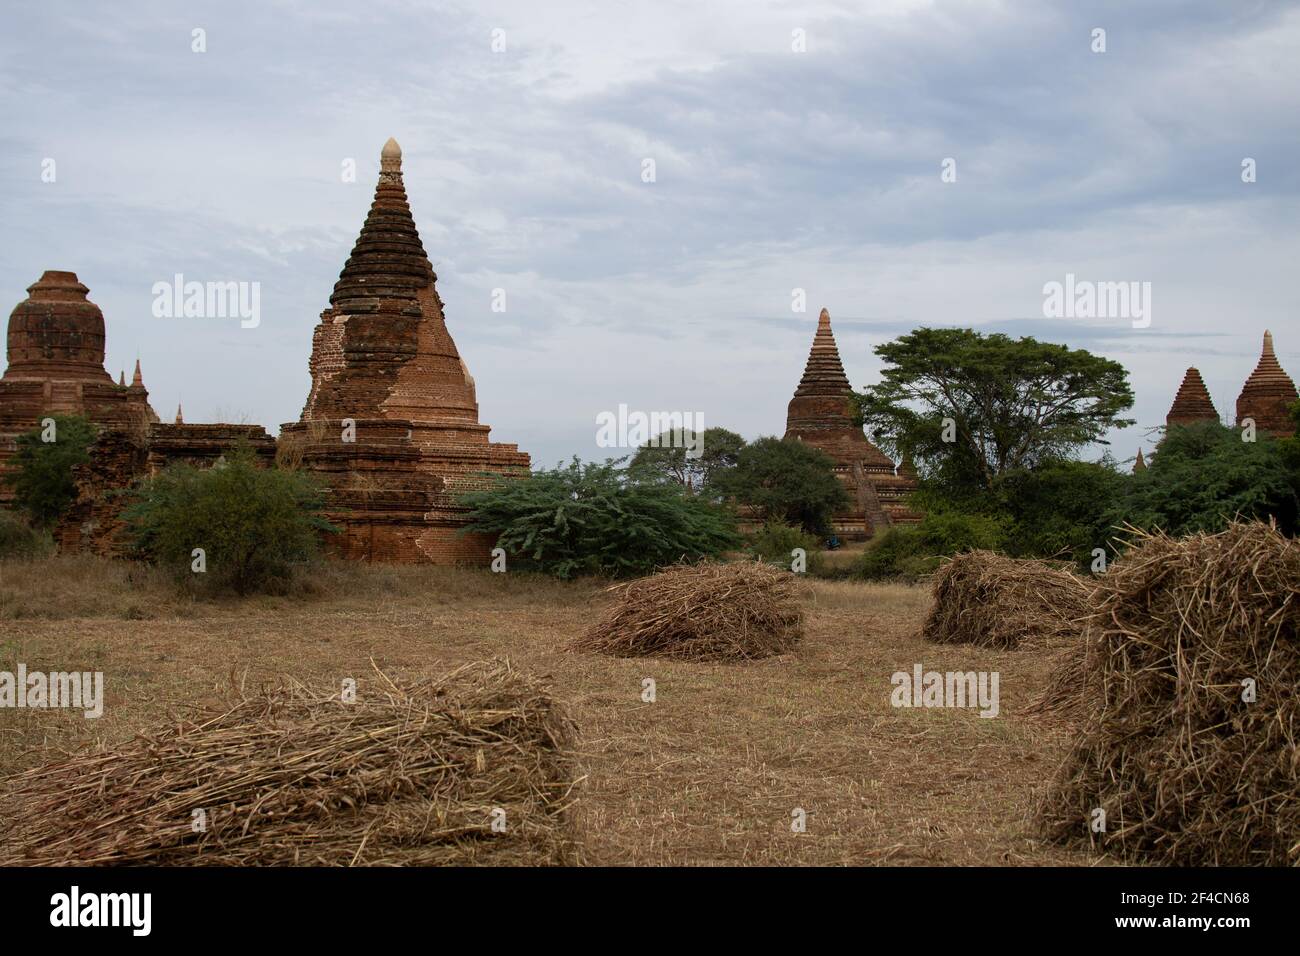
[0,556,1092,866]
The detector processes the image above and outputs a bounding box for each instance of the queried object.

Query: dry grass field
[0,555,1094,866]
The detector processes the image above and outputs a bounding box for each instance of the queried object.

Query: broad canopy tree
[856,328,1134,496]
[712,436,849,535]
[629,427,746,493]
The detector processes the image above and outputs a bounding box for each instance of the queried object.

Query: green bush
[860,509,1009,580]
[746,521,823,574]
[457,458,740,579]
[122,444,335,595]
[712,437,849,534]
[3,414,97,528]
[994,458,1128,565]
[0,509,55,560]
[1117,421,1298,537]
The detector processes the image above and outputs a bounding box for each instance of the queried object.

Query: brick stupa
[0,271,275,548]
[0,271,159,500]
[280,138,529,563]
[1236,331,1297,438]
[1165,367,1218,429]
[783,308,918,538]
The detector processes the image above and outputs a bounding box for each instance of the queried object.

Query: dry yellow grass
[0,555,1091,866]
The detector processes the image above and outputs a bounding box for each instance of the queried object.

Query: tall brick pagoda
[280,138,529,563]
[1165,367,1219,428]
[0,271,159,500]
[784,308,918,538]
[1236,330,1297,438]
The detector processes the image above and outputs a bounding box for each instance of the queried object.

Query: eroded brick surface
[1,272,277,554]
[281,139,529,565]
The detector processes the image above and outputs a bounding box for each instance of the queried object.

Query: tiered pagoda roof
[1236,331,1297,437]
[785,309,895,472]
[1165,367,1218,428]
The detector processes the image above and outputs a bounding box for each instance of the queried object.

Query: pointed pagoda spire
[1236,330,1297,437]
[793,308,853,397]
[1133,447,1147,473]
[118,369,126,386]
[329,137,432,317]
[131,357,143,387]
[1166,367,1217,428]
[785,308,895,471]
[898,450,918,478]
[175,403,183,425]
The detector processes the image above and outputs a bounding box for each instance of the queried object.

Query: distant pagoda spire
[1166,367,1218,428]
[1133,447,1147,473]
[1236,330,1297,437]
[175,402,183,425]
[131,357,143,387]
[785,308,894,471]
[118,369,125,386]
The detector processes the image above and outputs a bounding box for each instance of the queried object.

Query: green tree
[122,444,335,595]
[457,458,740,579]
[713,437,849,535]
[994,458,1129,565]
[1113,421,1297,537]
[629,427,747,493]
[746,521,824,574]
[857,328,1134,496]
[3,414,97,527]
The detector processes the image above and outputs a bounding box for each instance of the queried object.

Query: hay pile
[1039,522,1300,865]
[1025,636,1102,720]
[922,550,1092,649]
[0,660,581,866]
[574,561,803,661]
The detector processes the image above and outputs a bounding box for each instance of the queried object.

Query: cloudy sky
[3,0,1298,468]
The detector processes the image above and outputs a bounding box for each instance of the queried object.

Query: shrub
[712,437,849,534]
[122,444,335,595]
[457,458,740,579]
[746,522,823,574]
[994,459,1128,566]
[0,509,55,560]
[1113,421,1298,537]
[860,508,1009,580]
[3,414,97,528]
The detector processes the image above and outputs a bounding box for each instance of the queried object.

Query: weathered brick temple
[784,308,919,539]
[1,140,527,563]
[0,271,275,551]
[279,138,529,563]
[1164,330,1297,438]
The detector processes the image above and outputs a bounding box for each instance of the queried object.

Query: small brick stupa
[1236,331,1297,438]
[1165,367,1219,429]
[280,138,529,563]
[0,271,158,500]
[783,308,918,538]
[0,271,275,549]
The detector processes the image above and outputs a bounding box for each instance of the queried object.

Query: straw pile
[1039,522,1300,865]
[574,561,803,661]
[1025,636,1102,720]
[922,550,1092,650]
[0,660,581,866]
